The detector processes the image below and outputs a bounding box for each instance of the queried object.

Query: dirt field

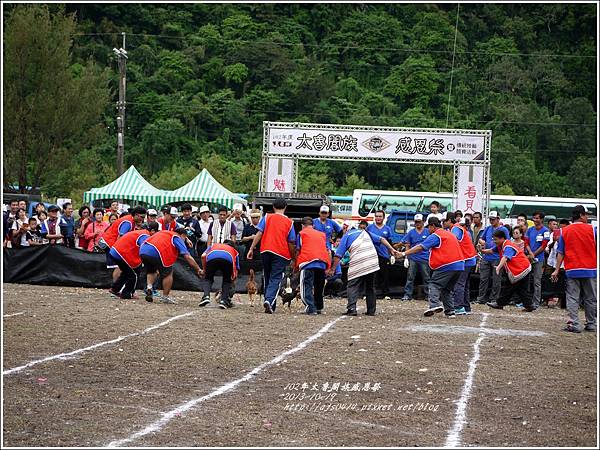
[2,283,597,447]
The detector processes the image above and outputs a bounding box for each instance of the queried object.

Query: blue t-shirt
[525,226,550,263]
[420,233,465,272]
[335,229,382,260]
[557,226,597,278]
[118,220,133,237]
[481,225,510,262]
[402,227,430,263]
[451,226,476,267]
[296,233,327,271]
[366,223,393,258]
[139,235,189,261]
[491,244,517,260]
[312,218,342,249]
[59,215,76,238]
[205,245,240,270]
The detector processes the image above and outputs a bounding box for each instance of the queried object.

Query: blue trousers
[262,252,289,311]
[453,265,473,310]
[404,260,431,299]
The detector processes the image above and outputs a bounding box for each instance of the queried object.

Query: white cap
[199,205,210,213]
[414,213,424,221]
[489,211,499,218]
[191,206,198,212]
[169,207,178,216]
[147,209,157,216]
[320,205,330,213]
[232,203,243,212]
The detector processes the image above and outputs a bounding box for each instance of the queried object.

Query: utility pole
[113,32,127,175]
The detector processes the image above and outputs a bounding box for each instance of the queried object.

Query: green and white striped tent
[163,168,247,209]
[83,165,166,207]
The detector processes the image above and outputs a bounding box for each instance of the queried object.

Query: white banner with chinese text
[455,165,485,215]
[265,158,295,193]
[265,122,490,163]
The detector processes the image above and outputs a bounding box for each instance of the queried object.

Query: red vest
[452,223,477,259]
[158,217,177,231]
[429,228,464,270]
[259,213,294,259]
[500,240,531,279]
[144,230,182,267]
[202,243,239,280]
[561,222,597,272]
[112,230,150,268]
[102,215,135,248]
[296,227,331,270]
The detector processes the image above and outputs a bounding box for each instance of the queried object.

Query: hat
[147,209,157,216]
[489,211,499,218]
[191,206,198,213]
[250,209,261,218]
[320,205,330,213]
[414,213,424,222]
[232,203,243,212]
[168,207,178,216]
[199,205,210,214]
[47,205,60,212]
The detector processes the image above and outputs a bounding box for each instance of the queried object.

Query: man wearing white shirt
[425,201,444,224]
[197,205,213,258]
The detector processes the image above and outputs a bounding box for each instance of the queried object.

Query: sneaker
[584,325,596,332]
[342,310,358,316]
[400,296,411,302]
[218,300,228,309]
[152,289,159,297]
[316,310,323,315]
[563,324,582,333]
[515,303,524,309]
[445,313,456,319]
[423,306,444,317]
[383,296,391,301]
[108,289,121,299]
[225,300,234,308]
[455,307,467,316]
[198,296,211,307]
[486,302,503,310]
[161,296,177,305]
[144,288,153,303]
[304,311,318,315]
[464,310,473,315]
[264,302,273,314]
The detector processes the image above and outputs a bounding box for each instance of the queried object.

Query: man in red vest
[199,240,240,309]
[295,217,331,315]
[108,222,158,299]
[247,198,296,314]
[139,228,202,304]
[551,205,597,333]
[399,217,465,318]
[483,229,535,312]
[452,215,478,315]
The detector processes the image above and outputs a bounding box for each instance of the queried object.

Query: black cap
[47,205,60,212]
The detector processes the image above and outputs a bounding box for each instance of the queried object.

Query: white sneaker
[423,306,444,317]
[161,296,177,305]
[384,296,391,301]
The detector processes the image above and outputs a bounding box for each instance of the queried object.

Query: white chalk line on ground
[106,315,346,448]
[405,324,546,337]
[3,311,26,318]
[444,312,489,448]
[3,311,196,376]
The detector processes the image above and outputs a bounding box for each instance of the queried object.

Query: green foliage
[3,3,597,201]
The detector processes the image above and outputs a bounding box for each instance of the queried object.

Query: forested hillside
[3,3,597,201]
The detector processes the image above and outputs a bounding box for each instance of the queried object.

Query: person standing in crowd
[199,240,240,309]
[483,230,535,312]
[176,203,201,257]
[208,207,236,246]
[76,206,92,250]
[399,217,464,319]
[471,212,484,249]
[425,201,444,223]
[104,200,120,222]
[158,206,180,231]
[229,204,247,242]
[476,211,509,305]
[442,211,455,230]
[101,206,147,282]
[58,202,76,248]
[454,210,463,224]
[108,223,158,299]
[3,200,20,247]
[196,205,212,257]
[40,205,63,245]
[328,224,399,316]
[401,213,431,302]
[32,203,46,220]
[247,198,296,314]
[146,209,159,227]
[9,208,28,248]
[296,217,331,315]
[140,228,202,305]
[25,217,44,246]
[547,219,568,283]
[18,200,27,213]
[313,205,342,251]
[108,213,119,224]
[84,208,110,252]
[241,209,262,259]
[552,205,597,333]
[511,225,526,251]
[452,216,477,315]
[525,211,550,309]
[367,210,394,301]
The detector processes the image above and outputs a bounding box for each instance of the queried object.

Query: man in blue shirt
[475,211,509,305]
[313,205,342,251]
[525,211,550,309]
[367,209,394,300]
[59,202,76,248]
[401,214,431,302]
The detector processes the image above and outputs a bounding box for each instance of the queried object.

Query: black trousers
[203,258,234,301]
[112,259,140,299]
[346,272,377,314]
[497,272,533,308]
[376,255,390,297]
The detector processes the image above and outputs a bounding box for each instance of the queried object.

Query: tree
[3,5,109,192]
